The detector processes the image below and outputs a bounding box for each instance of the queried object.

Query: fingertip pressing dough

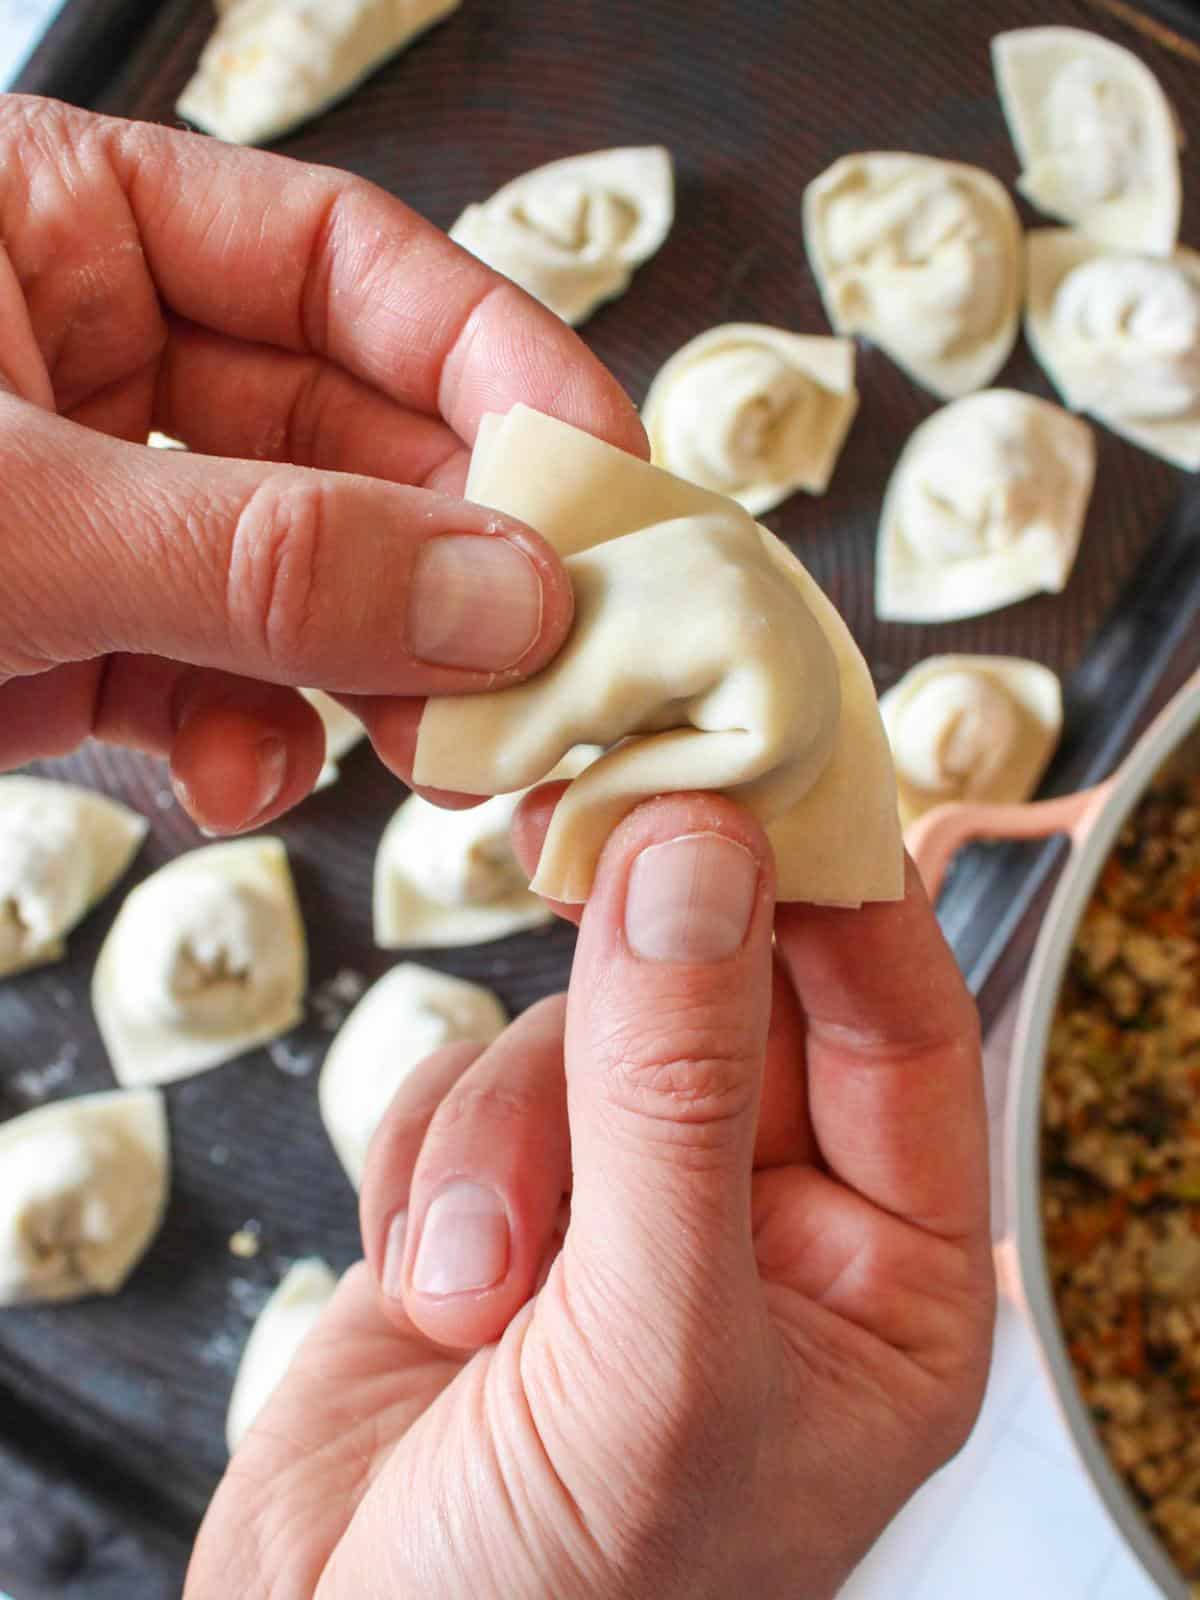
[0,1088,168,1306]
[413,406,905,908]
[319,963,506,1186]
[374,746,602,948]
[803,152,1022,400]
[226,1258,336,1451]
[449,146,674,325]
[992,26,1181,256]
[876,388,1095,622]
[642,324,859,513]
[178,0,461,146]
[881,655,1063,828]
[301,690,366,790]
[93,838,307,1087]
[1025,227,1200,470]
[0,778,147,980]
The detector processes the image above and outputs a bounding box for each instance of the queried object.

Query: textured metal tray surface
[3,0,1200,1592]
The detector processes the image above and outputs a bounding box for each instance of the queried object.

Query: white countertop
[0,5,1172,1597]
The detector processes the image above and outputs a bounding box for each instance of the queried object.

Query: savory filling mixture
[1043,756,1200,1589]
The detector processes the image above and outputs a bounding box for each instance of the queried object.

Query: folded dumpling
[803,153,1022,400]
[301,690,365,789]
[226,1258,336,1450]
[178,0,461,146]
[0,1089,168,1305]
[413,406,904,908]
[375,746,602,947]
[449,147,674,326]
[876,389,1095,622]
[1025,228,1200,470]
[93,838,307,1086]
[0,778,147,979]
[993,27,1181,256]
[642,324,858,513]
[319,964,506,1186]
[880,655,1063,828]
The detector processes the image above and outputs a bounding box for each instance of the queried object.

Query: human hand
[0,95,643,830]
[186,794,994,1600]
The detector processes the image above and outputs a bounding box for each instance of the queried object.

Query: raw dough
[0,778,147,980]
[226,1258,336,1450]
[93,838,307,1086]
[993,26,1181,256]
[641,324,859,513]
[803,152,1022,399]
[319,963,506,1185]
[449,147,674,325]
[876,388,1095,622]
[177,0,461,146]
[1025,228,1200,470]
[374,746,602,947]
[301,690,365,789]
[0,1089,168,1305]
[880,655,1063,827]
[414,406,904,908]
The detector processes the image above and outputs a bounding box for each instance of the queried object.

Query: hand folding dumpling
[414,407,904,908]
[0,1089,168,1306]
[993,27,1181,256]
[178,0,461,146]
[642,324,858,513]
[226,1258,336,1451]
[803,153,1022,399]
[876,389,1095,622]
[449,147,674,325]
[881,655,1063,827]
[1025,228,1200,470]
[0,778,147,979]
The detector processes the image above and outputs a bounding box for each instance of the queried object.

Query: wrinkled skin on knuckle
[594,1001,759,1134]
[225,471,328,678]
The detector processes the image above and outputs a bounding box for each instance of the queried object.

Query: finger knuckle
[429,1081,534,1143]
[596,1002,757,1135]
[226,471,328,676]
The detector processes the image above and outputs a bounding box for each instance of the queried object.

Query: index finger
[774,857,988,1244]
[100,111,646,453]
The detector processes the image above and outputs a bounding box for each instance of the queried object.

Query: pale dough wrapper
[803,152,1022,400]
[993,26,1181,257]
[374,746,603,948]
[1025,227,1200,471]
[642,324,859,514]
[319,964,506,1186]
[226,1258,336,1451]
[880,655,1063,829]
[876,388,1095,623]
[414,406,904,908]
[449,147,674,326]
[93,837,307,1087]
[301,690,366,789]
[177,0,461,146]
[0,777,147,980]
[0,1088,168,1306]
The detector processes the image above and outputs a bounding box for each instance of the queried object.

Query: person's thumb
[0,398,572,696]
[561,794,775,1337]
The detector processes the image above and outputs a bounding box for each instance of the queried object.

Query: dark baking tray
[4,0,1200,1593]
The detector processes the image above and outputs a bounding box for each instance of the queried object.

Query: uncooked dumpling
[319,964,506,1186]
[375,746,602,947]
[993,27,1181,256]
[226,1258,336,1451]
[880,655,1062,828]
[413,406,904,908]
[301,690,365,789]
[0,1089,168,1305]
[877,389,1095,622]
[93,838,306,1086]
[1025,228,1200,470]
[642,324,858,513]
[803,152,1022,399]
[449,147,674,325]
[178,0,461,146]
[0,778,147,980]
